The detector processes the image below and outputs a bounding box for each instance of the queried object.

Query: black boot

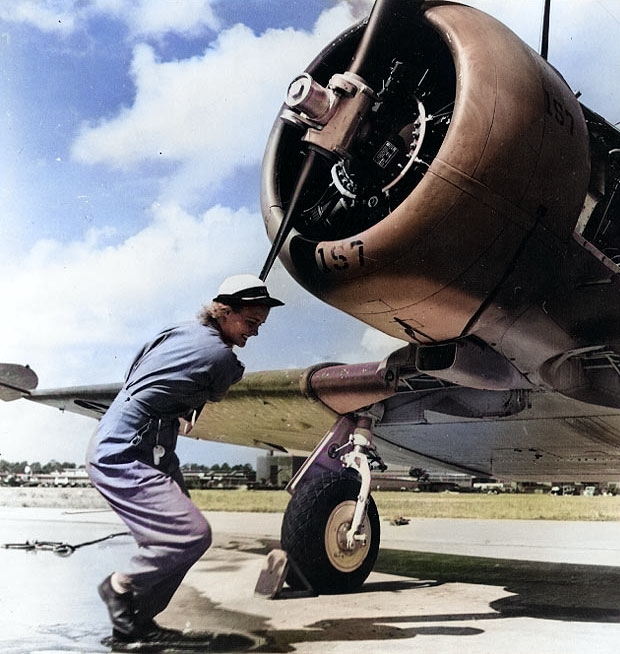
[97,574,136,638]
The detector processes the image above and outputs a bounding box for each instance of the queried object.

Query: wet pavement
[0,507,619,653]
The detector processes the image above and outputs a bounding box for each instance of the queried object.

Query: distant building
[183,469,256,490]
[42,468,91,487]
[0,468,91,487]
[256,453,306,488]
[256,453,471,491]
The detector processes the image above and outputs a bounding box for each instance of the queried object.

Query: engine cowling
[261,2,590,344]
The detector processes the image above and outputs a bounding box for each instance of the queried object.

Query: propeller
[259,0,416,281]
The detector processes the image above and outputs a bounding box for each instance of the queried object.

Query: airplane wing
[3,359,620,482]
[0,359,407,453]
[0,363,333,447]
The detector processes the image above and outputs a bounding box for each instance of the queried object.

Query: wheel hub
[324,500,371,572]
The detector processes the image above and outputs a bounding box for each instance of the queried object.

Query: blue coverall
[86,319,244,623]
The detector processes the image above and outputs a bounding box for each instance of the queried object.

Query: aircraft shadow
[227,536,620,624]
[373,548,620,623]
[248,552,620,651]
[254,542,620,624]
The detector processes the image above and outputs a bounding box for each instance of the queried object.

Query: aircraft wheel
[281,470,380,594]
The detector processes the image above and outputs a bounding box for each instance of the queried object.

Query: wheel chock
[255,549,289,598]
[254,549,315,599]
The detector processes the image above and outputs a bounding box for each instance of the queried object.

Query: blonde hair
[198,300,241,327]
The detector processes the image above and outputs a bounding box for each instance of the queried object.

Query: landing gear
[280,409,385,594]
[281,470,380,594]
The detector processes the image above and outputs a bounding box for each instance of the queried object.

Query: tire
[280,470,380,594]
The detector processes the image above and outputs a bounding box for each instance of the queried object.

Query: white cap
[213,274,284,307]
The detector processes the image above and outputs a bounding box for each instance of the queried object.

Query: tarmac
[1,507,619,653]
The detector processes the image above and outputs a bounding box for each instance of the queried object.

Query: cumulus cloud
[0,3,381,465]
[70,6,357,195]
[0,198,333,465]
[0,203,270,377]
[358,328,405,360]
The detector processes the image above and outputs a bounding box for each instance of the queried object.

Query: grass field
[2,486,619,521]
[191,489,620,521]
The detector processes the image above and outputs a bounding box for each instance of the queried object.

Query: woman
[86,274,283,646]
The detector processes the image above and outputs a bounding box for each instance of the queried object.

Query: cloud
[0,0,219,37]
[121,0,219,37]
[0,199,306,464]
[70,6,357,197]
[358,328,405,360]
[0,1,398,466]
[0,202,270,380]
[0,401,95,465]
[0,1,77,33]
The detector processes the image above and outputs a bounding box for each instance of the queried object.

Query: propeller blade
[259,148,322,281]
[348,0,414,82]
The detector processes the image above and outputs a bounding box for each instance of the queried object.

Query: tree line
[0,459,255,475]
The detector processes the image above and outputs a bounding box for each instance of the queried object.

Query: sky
[1,0,620,469]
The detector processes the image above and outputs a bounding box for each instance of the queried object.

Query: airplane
[2,0,620,595]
